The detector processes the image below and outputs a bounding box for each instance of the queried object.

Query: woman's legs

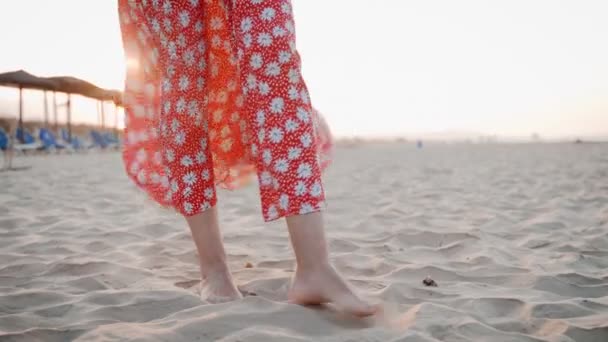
[185,207,242,302]
[230,0,376,316]
[118,1,235,300]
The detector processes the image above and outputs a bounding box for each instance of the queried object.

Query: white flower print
[151,172,161,184]
[272,178,279,190]
[250,53,263,70]
[263,149,272,165]
[194,20,203,32]
[261,7,276,21]
[183,202,193,214]
[183,171,197,185]
[183,186,192,198]
[247,74,257,90]
[279,194,289,210]
[211,35,221,48]
[170,179,179,193]
[204,187,214,199]
[241,17,253,32]
[251,0,263,5]
[165,149,175,162]
[273,26,287,37]
[257,33,273,47]
[129,161,140,175]
[210,17,223,30]
[267,205,279,220]
[297,163,312,178]
[296,107,310,122]
[270,97,284,114]
[269,127,284,143]
[285,20,295,34]
[189,0,199,7]
[251,143,258,156]
[288,147,302,160]
[184,50,195,66]
[180,155,193,167]
[151,18,161,33]
[168,42,177,59]
[274,158,289,173]
[258,128,265,143]
[295,181,307,196]
[160,175,169,188]
[256,110,266,126]
[162,78,171,92]
[202,201,211,211]
[300,89,310,104]
[177,34,187,48]
[260,171,272,186]
[281,2,291,14]
[285,119,299,132]
[243,33,253,48]
[299,203,315,215]
[278,50,291,63]
[265,62,280,77]
[196,77,204,90]
[153,151,162,164]
[310,181,323,197]
[288,86,299,100]
[258,82,270,95]
[301,133,312,147]
[162,1,172,14]
[187,100,198,117]
[195,151,207,164]
[217,91,228,103]
[178,11,190,27]
[174,131,186,145]
[200,137,208,149]
[201,169,211,181]
[198,58,207,71]
[178,75,189,91]
[176,97,186,113]
[288,68,300,83]
[171,118,180,132]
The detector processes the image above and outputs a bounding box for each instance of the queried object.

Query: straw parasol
[0,70,124,142]
[0,70,58,141]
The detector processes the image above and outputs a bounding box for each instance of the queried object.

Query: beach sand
[1,143,607,341]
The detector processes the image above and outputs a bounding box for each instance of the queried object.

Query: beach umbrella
[45,76,123,141]
[0,70,57,142]
[0,70,124,142]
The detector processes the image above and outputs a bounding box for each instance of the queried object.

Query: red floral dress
[118,0,333,221]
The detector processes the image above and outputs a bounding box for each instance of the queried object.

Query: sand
[1,143,607,342]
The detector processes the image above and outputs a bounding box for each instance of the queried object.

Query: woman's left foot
[200,267,243,303]
[288,263,378,317]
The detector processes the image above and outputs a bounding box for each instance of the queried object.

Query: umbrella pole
[43,91,49,128]
[100,100,105,131]
[18,86,23,143]
[67,93,72,142]
[114,103,119,137]
[53,91,58,131]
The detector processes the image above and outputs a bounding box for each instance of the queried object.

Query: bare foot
[200,268,242,304]
[288,263,377,317]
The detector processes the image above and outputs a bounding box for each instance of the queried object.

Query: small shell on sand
[245,262,254,268]
[423,276,438,287]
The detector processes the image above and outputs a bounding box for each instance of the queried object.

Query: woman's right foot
[288,263,378,317]
[200,267,242,303]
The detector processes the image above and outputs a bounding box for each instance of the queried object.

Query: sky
[0,0,607,139]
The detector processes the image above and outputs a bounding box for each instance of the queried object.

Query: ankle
[200,260,230,278]
[295,260,332,275]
